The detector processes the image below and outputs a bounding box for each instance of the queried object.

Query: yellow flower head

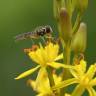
[53,59,96,96]
[28,42,63,67]
[15,42,63,80]
[27,73,62,96]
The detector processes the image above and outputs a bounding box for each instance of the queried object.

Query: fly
[14,25,53,41]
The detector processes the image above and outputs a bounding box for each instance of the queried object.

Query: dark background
[0,0,96,96]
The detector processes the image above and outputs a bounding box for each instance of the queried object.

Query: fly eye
[39,31,45,36]
[42,28,46,32]
[36,30,45,36]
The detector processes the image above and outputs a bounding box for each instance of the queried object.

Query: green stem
[47,67,59,96]
[47,67,55,87]
[62,40,71,78]
[64,41,71,65]
[60,40,71,96]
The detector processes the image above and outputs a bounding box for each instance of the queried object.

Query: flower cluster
[14,0,96,96]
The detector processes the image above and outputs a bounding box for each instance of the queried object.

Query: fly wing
[14,33,26,41]
[14,32,36,41]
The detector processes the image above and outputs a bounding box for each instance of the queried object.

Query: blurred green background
[0,0,96,96]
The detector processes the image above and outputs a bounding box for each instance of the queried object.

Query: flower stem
[60,40,71,96]
[62,40,71,78]
[47,67,55,87]
[47,67,59,96]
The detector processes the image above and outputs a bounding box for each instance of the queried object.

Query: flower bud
[59,8,72,43]
[72,22,87,53]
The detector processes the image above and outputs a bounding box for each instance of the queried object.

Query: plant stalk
[60,40,71,96]
[47,67,59,96]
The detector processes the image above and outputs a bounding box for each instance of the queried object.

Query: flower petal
[15,65,40,80]
[28,51,40,64]
[39,44,48,64]
[53,74,62,85]
[52,78,77,90]
[87,87,96,96]
[54,53,63,61]
[89,77,96,86]
[80,60,87,73]
[65,93,71,96]
[47,62,63,69]
[47,62,76,69]
[45,43,59,61]
[85,64,96,80]
[27,79,36,91]
[36,67,48,88]
[72,84,85,96]
[70,69,79,78]
[35,67,51,93]
[29,49,44,65]
[70,60,87,78]
[36,93,45,96]
[73,60,87,76]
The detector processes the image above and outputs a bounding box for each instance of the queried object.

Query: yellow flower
[53,60,96,96]
[64,93,71,96]
[28,42,63,68]
[27,73,62,96]
[15,42,63,80]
